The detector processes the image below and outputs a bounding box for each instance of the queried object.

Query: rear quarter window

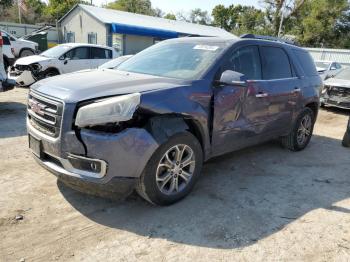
[293,49,318,77]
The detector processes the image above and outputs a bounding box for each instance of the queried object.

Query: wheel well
[145,115,205,154]
[45,67,60,74]
[20,48,35,54]
[305,102,319,119]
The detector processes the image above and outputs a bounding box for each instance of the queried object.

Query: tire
[281,107,315,151]
[136,132,203,206]
[20,49,35,57]
[44,69,59,78]
[3,57,9,74]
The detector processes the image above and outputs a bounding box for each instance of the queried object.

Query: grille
[328,86,350,97]
[27,92,63,138]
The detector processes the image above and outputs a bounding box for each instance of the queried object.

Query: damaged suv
[28,36,322,205]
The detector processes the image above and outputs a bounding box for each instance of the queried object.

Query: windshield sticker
[193,45,219,51]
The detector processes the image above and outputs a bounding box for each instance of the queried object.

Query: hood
[15,55,52,66]
[324,78,350,88]
[31,69,185,103]
[20,39,38,47]
[316,67,326,73]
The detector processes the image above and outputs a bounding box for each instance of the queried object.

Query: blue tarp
[111,23,179,39]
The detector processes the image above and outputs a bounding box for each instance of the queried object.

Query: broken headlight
[30,63,42,72]
[75,93,141,128]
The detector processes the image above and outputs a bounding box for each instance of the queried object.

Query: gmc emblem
[30,101,45,116]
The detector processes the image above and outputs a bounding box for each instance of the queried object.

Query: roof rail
[240,34,298,46]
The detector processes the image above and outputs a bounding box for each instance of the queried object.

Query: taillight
[11,47,15,55]
[0,32,3,47]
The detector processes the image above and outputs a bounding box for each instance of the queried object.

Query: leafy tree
[189,8,211,25]
[212,5,231,31]
[45,0,88,21]
[106,0,155,16]
[164,13,176,20]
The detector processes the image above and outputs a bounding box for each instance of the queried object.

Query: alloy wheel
[297,114,312,146]
[156,144,196,195]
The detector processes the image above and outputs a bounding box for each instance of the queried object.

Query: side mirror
[218,70,247,86]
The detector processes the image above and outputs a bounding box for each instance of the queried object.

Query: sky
[93,0,261,14]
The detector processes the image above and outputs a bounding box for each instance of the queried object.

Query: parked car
[343,117,350,147]
[1,31,16,72]
[0,31,16,92]
[315,60,343,80]
[8,43,117,86]
[27,36,322,205]
[1,30,38,57]
[98,55,132,69]
[321,67,350,109]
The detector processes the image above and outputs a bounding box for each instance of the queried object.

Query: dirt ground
[0,88,349,262]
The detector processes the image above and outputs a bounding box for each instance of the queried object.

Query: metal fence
[305,47,350,66]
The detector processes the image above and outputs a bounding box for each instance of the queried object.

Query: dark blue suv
[27,36,322,205]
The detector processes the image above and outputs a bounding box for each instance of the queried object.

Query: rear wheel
[137,132,203,206]
[281,108,315,151]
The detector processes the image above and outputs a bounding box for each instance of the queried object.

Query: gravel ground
[0,88,349,262]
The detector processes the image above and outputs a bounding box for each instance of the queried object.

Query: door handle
[256,92,268,98]
[292,88,301,93]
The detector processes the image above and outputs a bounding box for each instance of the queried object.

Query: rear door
[60,46,92,74]
[257,45,300,134]
[90,47,112,69]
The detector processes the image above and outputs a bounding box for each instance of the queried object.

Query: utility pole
[17,0,22,24]
[278,3,285,38]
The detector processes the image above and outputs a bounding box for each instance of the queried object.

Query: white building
[58,4,234,55]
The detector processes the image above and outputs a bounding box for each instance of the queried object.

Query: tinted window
[91,47,111,59]
[65,47,90,60]
[261,46,292,80]
[227,46,262,80]
[2,35,11,45]
[293,50,318,77]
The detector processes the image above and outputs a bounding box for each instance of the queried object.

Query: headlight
[75,93,141,128]
[30,63,42,71]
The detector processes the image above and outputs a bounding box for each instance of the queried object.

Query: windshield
[41,45,71,58]
[334,68,350,80]
[117,41,226,80]
[315,61,331,70]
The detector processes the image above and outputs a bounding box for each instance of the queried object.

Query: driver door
[60,47,92,74]
[212,45,271,156]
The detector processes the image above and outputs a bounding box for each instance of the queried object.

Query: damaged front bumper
[321,86,350,109]
[8,65,38,87]
[27,118,159,196]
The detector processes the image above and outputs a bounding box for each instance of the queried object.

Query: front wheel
[137,132,203,206]
[281,108,315,151]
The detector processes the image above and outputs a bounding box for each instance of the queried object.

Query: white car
[8,43,117,86]
[0,32,15,92]
[315,60,343,80]
[1,31,16,71]
[1,30,38,57]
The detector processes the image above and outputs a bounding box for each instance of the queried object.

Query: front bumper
[8,69,36,87]
[321,95,350,109]
[28,119,159,194]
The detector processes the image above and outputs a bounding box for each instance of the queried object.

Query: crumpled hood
[15,55,52,66]
[324,78,350,88]
[31,69,185,103]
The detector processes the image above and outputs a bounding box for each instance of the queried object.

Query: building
[305,47,350,66]
[58,4,234,56]
[0,21,59,48]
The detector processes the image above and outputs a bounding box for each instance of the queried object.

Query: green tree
[189,8,211,25]
[164,13,176,20]
[45,0,87,21]
[106,0,155,16]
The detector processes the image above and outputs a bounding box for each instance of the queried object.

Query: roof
[61,43,114,49]
[59,4,236,39]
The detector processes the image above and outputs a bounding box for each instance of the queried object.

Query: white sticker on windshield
[193,45,219,51]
